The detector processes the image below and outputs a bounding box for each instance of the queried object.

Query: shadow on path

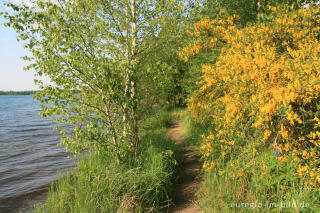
[167,120,201,213]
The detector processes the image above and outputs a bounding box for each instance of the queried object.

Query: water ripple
[0,95,76,212]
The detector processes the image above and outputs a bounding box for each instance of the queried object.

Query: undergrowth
[34,109,182,213]
[179,5,320,213]
[181,113,320,212]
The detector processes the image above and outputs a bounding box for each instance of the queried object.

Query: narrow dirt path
[167,120,201,213]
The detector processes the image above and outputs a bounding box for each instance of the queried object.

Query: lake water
[0,95,76,212]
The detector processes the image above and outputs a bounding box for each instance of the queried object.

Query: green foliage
[178,110,320,212]
[1,0,187,163]
[135,10,191,108]
[179,1,320,101]
[196,0,319,26]
[198,144,320,212]
[181,4,320,211]
[137,46,189,108]
[140,110,174,131]
[0,90,38,95]
[34,109,182,212]
[180,111,209,148]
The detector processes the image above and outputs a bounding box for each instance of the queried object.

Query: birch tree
[2,0,186,163]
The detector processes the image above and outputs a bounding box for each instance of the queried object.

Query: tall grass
[197,147,320,212]
[180,112,208,148]
[180,112,320,212]
[34,109,182,213]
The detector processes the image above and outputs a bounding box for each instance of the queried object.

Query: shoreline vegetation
[2,0,320,212]
[34,109,184,212]
[0,91,39,95]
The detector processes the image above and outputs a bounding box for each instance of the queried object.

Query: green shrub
[34,109,182,212]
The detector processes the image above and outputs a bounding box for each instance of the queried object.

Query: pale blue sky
[0,1,40,91]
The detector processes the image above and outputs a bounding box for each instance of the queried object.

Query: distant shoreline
[0,91,39,95]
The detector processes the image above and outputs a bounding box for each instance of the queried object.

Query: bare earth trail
[167,120,202,213]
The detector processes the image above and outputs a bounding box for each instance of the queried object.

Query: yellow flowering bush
[183,6,320,189]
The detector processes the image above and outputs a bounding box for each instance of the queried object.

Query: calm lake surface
[0,95,76,212]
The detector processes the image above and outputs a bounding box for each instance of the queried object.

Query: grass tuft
[180,111,320,212]
[34,109,182,213]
